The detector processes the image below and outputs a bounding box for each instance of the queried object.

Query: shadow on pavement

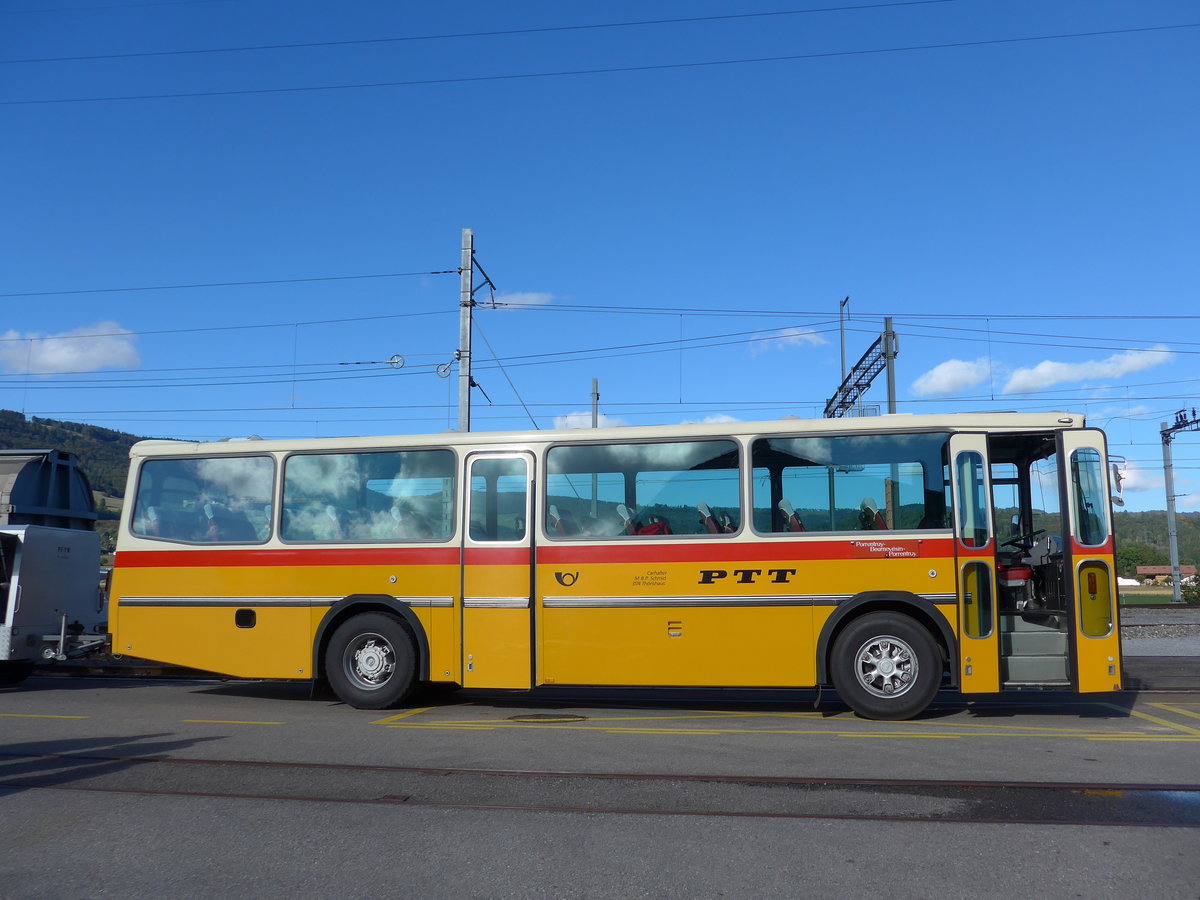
[0,732,224,799]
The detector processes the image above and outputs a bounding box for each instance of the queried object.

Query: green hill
[0,409,146,500]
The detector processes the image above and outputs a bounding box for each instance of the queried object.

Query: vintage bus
[108,412,1121,720]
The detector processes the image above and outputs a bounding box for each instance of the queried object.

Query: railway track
[1,751,1196,827]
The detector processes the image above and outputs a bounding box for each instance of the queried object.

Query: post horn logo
[554,571,579,587]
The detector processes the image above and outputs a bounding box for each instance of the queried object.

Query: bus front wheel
[325,612,417,710]
[830,613,940,720]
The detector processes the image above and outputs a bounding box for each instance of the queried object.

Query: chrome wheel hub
[854,635,916,698]
[344,634,395,689]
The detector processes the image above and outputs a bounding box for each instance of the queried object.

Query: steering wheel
[1001,528,1045,551]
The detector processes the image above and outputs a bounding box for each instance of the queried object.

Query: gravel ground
[1119,610,1200,656]
[1120,623,1200,639]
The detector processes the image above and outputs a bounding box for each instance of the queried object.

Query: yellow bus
[108,412,1121,720]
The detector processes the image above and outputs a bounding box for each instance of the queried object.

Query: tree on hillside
[1115,541,1168,578]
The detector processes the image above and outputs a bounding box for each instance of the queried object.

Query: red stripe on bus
[537,538,955,565]
[115,546,461,568]
[1069,537,1114,556]
[116,538,961,569]
[464,547,530,566]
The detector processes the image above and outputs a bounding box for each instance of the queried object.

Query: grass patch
[1120,592,1176,606]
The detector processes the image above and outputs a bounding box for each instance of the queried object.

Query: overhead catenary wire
[1,0,237,14]
[472,319,540,430]
[0,270,455,299]
[0,309,454,345]
[0,1,959,64]
[5,22,1196,106]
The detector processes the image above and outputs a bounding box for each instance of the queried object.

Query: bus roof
[128,411,1089,458]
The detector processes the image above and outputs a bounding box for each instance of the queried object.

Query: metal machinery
[0,450,107,685]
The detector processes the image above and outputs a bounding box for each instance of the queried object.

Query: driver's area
[987,433,1070,687]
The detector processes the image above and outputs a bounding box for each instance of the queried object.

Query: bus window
[282,449,455,542]
[1029,452,1061,538]
[954,450,989,549]
[131,456,274,544]
[751,433,948,533]
[544,440,740,538]
[469,457,528,542]
[1070,448,1108,547]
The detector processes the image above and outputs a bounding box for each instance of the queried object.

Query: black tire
[0,661,34,688]
[830,613,941,720]
[324,612,418,710]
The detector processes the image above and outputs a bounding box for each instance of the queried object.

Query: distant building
[1136,565,1197,584]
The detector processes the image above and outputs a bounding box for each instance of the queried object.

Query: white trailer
[0,449,108,686]
[0,525,106,684]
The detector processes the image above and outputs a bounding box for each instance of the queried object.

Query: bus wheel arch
[314,596,430,708]
[817,592,955,720]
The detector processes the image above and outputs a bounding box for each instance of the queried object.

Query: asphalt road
[2,676,1199,899]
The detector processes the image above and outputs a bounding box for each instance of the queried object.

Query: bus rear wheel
[830,613,940,721]
[325,612,417,710]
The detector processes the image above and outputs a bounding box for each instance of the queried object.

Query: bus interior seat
[203,503,260,542]
[548,505,579,536]
[778,499,806,532]
[698,503,735,534]
[860,497,887,531]
[637,515,671,536]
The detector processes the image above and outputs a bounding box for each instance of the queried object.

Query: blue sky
[2,0,1197,511]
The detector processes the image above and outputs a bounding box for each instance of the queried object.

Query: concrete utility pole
[883,316,898,415]
[458,228,474,432]
[591,378,600,517]
[839,297,849,383]
[1161,408,1200,603]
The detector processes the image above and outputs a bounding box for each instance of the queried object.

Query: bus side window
[131,456,274,544]
[283,448,455,543]
[545,440,740,539]
[751,433,949,534]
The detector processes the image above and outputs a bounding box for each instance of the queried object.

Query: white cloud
[0,322,140,375]
[494,291,554,308]
[910,357,992,397]
[553,410,627,429]
[1099,404,1152,420]
[1178,492,1200,512]
[1001,347,1171,395]
[680,413,741,424]
[749,327,827,355]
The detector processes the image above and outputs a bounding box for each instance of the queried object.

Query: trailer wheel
[0,662,34,688]
[324,612,417,710]
[830,613,940,720]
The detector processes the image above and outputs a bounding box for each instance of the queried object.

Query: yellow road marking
[1149,702,1200,723]
[181,719,285,725]
[391,723,497,731]
[836,732,961,739]
[1087,736,1200,742]
[0,713,89,720]
[372,700,1182,741]
[900,718,1133,735]
[606,729,726,735]
[1101,703,1200,737]
[371,706,435,725]
[386,720,1119,739]
[381,711,1131,739]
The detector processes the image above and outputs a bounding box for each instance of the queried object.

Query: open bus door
[461,452,535,689]
[949,433,1001,693]
[1057,429,1122,694]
